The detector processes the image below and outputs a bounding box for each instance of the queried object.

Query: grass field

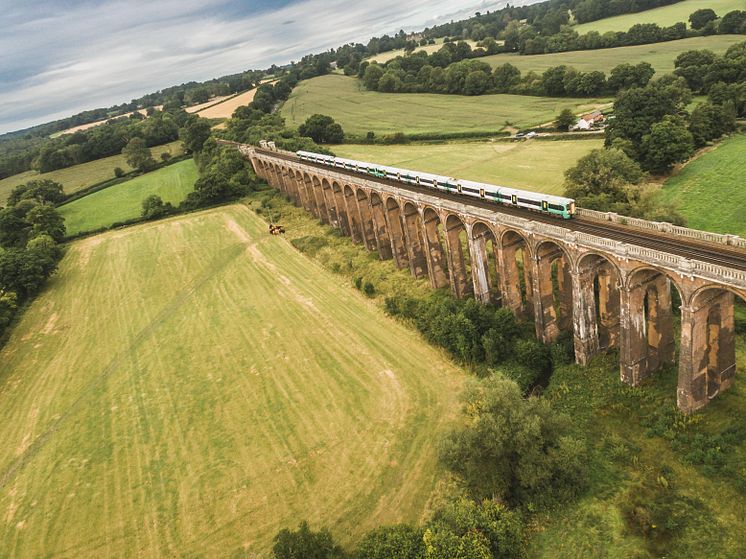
[573,0,745,34]
[482,35,743,75]
[654,133,746,237]
[0,141,184,204]
[0,204,463,557]
[334,139,602,194]
[281,74,610,135]
[59,159,198,236]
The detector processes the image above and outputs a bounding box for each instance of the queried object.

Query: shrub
[514,338,551,375]
[363,281,375,297]
[272,521,346,559]
[114,167,125,178]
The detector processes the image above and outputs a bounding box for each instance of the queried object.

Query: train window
[480,189,485,198]
[416,176,420,184]
[457,184,462,193]
[542,201,548,211]
[511,194,517,204]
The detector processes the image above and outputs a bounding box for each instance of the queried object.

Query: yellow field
[195,88,259,119]
[0,204,463,557]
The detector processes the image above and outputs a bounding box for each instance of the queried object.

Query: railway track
[255,148,746,272]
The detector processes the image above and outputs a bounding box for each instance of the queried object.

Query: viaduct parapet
[232,142,746,413]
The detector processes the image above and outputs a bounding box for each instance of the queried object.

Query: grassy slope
[0,204,463,558]
[0,141,184,204]
[482,35,742,74]
[59,159,198,236]
[334,139,603,195]
[281,75,610,135]
[654,134,746,237]
[573,0,745,34]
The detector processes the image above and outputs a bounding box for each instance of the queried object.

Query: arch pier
[245,145,746,413]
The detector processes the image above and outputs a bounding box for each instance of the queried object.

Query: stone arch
[344,185,363,244]
[534,240,574,344]
[499,228,533,317]
[313,175,330,224]
[355,188,377,251]
[293,170,309,212]
[321,178,338,227]
[385,197,409,269]
[421,207,450,289]
[403,202,428,279]
[283,166,299,206]
[470,221,501,304]
[677,285,745,411]
[369,192,392,260]
[444,214,473,298]
[621,266,684,385]
[299,171,318,216]
[332,181,349,235]
[574,252,622,365]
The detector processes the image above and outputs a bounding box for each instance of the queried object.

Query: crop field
[0,141,184,203]
[334,138,603,194]
[573,0,745,34]
[0,204,463,557]
[482,35,743,75]
[654,133,746,237]
[194,88,259,119]
[281,75,610,135]
[367,38,480,64]
[59,159,198,236]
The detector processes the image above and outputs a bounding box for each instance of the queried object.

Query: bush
[114,167,125,178]
[363,281,375,297]
[514,338,552,375]
[272,521,346,559]
[355,525,424,559]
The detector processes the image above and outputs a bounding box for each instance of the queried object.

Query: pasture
[59,158,198,236]
[482,35,743,75]
[654,133,746,237]
[0,141,184,203]
[334,138,603,195]
[573,0,745,34]
[281,74,610,135]
[0,204,463,558]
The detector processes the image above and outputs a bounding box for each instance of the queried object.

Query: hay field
[573,0,745,34]
[0,204,463,558]
[367,38,481,64]
[482,35,742,74]
[334,138,603,195]
[0,141,184,203]
[185,95,233,113]
[195,88,259,119]
[59,159,198,235]
[281,74,610,135]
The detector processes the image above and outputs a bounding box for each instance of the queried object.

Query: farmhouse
[574,110,605,130]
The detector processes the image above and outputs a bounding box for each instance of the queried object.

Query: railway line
[255,148,746,272]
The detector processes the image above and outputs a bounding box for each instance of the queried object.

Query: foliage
[298,114,345,144]
[439,374,588,507]
[272,521,346,559]
[564,148,643,210]
[640,115,694,173]
[689,9,718,31]
[688,101,737,147]
[122,137,156,172]
[554,108,576,131]
[141,195,175,220]
[180,116,212,153]
[355,525,425,559]
[7,179,65,206]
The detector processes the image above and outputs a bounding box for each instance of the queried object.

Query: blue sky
[0,0,536,134]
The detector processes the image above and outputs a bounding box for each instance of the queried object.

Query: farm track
[262,149,746,271]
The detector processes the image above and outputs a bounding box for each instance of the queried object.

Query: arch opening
[500,230,532,317]
[445,215,473,299]
[313,176,329,224]
[385,198,409,270]
[422,208,450,289]
[471,222,501,305]
[356,189,377,252]
[535,241,574,344]
[403,203,428,279]
[344,185,363,244]
[370,193,392,260]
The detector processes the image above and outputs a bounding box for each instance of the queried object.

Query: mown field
[0,204,464,558]
[573,0,745,34]
[654,133,746,237]
[59,159,198,236]
[482,35,743,74]
[0,141,184,203]
[334,138,603,194]
[281,74,610,135]
[366,38,480,64]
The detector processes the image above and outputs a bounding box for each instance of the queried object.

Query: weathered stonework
[246,147,746,414]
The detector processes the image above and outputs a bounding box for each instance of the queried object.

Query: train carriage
[294,149,576,219]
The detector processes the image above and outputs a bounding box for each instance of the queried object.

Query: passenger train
[294,150,576,219]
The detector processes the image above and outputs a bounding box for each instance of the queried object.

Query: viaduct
[230,142,746,413]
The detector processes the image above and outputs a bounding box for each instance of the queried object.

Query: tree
[719,10,746,34]
[121,137,156,172]
[689,8,718,30]
[180,116,212,153]
[493,63,521,92]
[141,195,174,220]
[356,525,425,559]
[640,115,694,174]
[438,374,587,506]
[689,101,737,146]
[363,64,385,90]
[608,62,655,92]
[463,70,491,95]
[298,114,344,144]
[26,204,66,242]
[564,148,644,211]
[272,521,346,559]
[7,179,65,206]
[541,65,567,96]
[555,108,576,131]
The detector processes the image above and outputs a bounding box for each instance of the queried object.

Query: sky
[0,0,539,134]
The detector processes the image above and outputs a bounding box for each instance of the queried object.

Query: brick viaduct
[237,143,746,413]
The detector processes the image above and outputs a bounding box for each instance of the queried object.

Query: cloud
[1,0,537,134]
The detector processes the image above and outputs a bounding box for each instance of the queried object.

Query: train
[294,150,576,219]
